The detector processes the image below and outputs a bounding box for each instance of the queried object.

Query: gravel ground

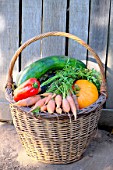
[0,122,113,170]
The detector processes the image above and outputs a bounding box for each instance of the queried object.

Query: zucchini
[17,55,86,86]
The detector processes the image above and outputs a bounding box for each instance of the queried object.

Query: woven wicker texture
[10,104,102,164]
[5,32,107,164]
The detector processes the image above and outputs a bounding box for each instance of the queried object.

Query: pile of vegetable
[13,56,101,120]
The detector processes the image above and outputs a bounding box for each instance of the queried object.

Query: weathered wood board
[42,0,67,57]
[0,0,19,120]
[21,0,42,69]
[68,0,89,62]
[88,0,110,110]
[99,109,113,129]
[88,0,110,70]
[106,0,113,109]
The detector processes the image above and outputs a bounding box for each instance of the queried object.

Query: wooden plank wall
[68,0,89,62]
[0,0,19,120]
[21,0,42,69]
[0,0,112,125]
[106,0,113,109]
[42,0,67,56]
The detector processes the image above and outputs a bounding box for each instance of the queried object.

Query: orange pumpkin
[73,80,99,109]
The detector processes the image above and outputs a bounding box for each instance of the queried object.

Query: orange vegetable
[56,107,62,114]
[51,93,56,98]
[13,95,41,107]
[67,94,77,120]
[29,97,47,112]
[40,92,52,97]
[62,98,70,113]
[72,94,79,111]
[47,99,55,114]
[74,80,99,109]
[55,94,62,108]
[45,93,53,104]
[40,105,47,112]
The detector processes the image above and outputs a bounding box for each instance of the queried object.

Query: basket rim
[5,85,106,120]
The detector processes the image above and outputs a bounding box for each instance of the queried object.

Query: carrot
[45,93,53,104]
[13,95,41,107]
[40,92,52,97]
[51,93,56,98]
[62,98,70,113]
[56,107,62,114]
[29,97,47,113]
[55,94,62,108]
[66,94,77,120]
[40,105,47,112]
[47,99,55,114]
[72,94,79,111]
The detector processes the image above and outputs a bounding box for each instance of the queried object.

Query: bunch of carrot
[13,62,81,119]
[13,60,101,121]
[13,92,78,120]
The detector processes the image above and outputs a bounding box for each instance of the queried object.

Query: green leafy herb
[32,106,40,116]
[41,60,101,97]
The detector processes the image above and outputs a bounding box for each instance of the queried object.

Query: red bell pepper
[14,78,40,102]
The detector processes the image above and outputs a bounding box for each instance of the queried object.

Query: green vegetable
[75,68,102,91]
[41,62,101,98]
[17,55,86,86]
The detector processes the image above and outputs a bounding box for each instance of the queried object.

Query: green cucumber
[17,55,86,86]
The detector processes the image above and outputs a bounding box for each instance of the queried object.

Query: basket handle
[6,31,107,96]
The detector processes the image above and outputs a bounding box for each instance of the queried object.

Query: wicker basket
[5,32,107,164]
